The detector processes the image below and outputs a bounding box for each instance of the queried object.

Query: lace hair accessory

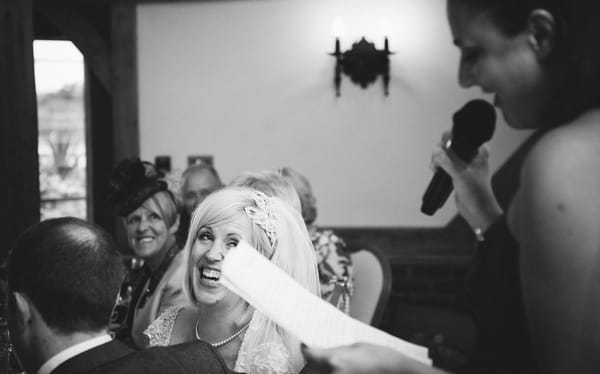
[106,158,168,216]
[244,190,279,249]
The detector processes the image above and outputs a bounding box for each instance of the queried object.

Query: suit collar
[38,335,112,374]
[52,339,135,374]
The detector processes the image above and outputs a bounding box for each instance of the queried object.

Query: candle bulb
[384,37,389,53]
[335,37,340,55]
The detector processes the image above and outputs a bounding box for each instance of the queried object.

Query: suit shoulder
[164,340,232,373]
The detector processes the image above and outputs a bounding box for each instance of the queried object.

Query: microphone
[421,99,496,216]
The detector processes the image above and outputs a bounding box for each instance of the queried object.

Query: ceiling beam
[111,2,139,161]
[35,0,245,4]
[36,3,111,91]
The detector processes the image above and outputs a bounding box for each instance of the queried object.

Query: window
[34,41,87,220]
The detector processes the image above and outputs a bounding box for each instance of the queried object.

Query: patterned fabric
[310,228,354,314]
[144,306,181,347]
[145,308,294,374]
[244,190,279,249]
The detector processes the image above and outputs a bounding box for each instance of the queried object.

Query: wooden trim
[111,2,139,161]
[0,0,40,257]
[36,0,251,4]
[36,3,111,91]
[330,226,474,258]
[86,65,117,232]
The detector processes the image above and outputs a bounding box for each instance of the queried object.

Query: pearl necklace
[195,319,250,348]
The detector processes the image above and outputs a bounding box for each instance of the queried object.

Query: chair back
[349,246,392,327]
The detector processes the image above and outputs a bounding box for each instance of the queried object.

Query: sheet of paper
[221,241,431,366]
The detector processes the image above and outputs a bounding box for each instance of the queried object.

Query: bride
[144,187,320,373]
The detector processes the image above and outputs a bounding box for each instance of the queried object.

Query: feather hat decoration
[106,157,168,216]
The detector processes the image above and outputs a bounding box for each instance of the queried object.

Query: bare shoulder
[511,110,600,244]
[522,110,600,189]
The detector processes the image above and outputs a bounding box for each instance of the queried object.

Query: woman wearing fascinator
[107,157,189,348]
[144,187,320,374]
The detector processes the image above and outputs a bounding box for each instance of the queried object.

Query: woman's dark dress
[467,215,539,374]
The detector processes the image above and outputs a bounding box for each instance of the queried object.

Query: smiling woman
[143,187,320,374]
[124,192,179,263]
[107,157,188,348]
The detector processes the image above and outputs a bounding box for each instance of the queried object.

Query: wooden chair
[349,246,392,327]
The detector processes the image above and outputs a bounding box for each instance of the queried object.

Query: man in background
[177,163,223,246]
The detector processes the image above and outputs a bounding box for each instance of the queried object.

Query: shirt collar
[36,334,112,374]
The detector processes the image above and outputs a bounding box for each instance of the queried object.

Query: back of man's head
[8,217,125,334]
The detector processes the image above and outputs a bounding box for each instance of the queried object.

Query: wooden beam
[0,0,40,256]
[84,2,138,245]
[111,2,139,161]
[36,3,111,91]
[36,0,243,4]
[332,226,474,259]
[34,7,65,39]
[85,66,117,233]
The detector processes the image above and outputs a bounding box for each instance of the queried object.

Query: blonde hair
[229,170,302,213]
[142,190,179,228]
[280,167,317,225]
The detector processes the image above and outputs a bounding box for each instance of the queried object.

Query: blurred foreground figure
[304,0,600,373]
[6,217,232,374]
[431,0,600,373]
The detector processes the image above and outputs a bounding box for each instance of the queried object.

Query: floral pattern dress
[310,228,354,314]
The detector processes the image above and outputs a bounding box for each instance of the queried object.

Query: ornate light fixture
[330,36,392,97]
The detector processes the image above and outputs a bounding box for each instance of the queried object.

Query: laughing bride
[143,187,320,374]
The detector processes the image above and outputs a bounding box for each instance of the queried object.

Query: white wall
[137,0,528,227]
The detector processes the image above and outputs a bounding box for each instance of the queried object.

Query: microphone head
[452,99,496,146]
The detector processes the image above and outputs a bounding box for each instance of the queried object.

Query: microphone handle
[420,169,453,215]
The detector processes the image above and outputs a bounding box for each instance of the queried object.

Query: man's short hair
[7,217,125,334]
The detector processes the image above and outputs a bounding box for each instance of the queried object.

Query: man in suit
[6,217,230,374]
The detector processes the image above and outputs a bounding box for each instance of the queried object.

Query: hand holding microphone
[421,100,503,231]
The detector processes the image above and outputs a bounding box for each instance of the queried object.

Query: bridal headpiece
[244,190,279,249]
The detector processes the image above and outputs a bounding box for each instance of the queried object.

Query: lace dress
[144,306,295,374]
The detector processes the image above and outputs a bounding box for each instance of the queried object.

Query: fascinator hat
[107,157,169,216]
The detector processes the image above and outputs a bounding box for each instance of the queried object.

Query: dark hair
[449,0,563,36]
[7,217,125,334]
[451,0,600,108]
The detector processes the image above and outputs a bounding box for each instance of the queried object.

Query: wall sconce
[330,37,392,97]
